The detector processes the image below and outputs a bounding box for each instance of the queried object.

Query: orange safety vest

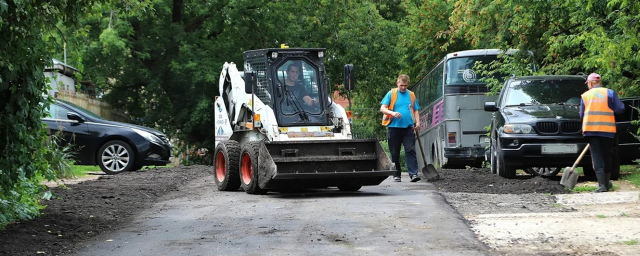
[581,87,616,133]
[382,88,416,126]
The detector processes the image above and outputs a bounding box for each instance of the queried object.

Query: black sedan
[484,75,598,179]
[42,99,172,174]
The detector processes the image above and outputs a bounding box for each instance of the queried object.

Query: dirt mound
[0,165,210,256]
[431,168,570,195]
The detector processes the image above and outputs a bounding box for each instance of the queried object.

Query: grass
[596,214,607,218]
[70,165,102,177]
[571,183,620,192]
[620,165,640,187]
[622,239,638,245]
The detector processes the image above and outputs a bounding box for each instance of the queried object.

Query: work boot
[605,172,612,191]
[594,168,608,193]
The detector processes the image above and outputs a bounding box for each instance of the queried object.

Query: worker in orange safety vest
[580,73,625,192]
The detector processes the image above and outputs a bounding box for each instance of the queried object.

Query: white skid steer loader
[214,47,394,194]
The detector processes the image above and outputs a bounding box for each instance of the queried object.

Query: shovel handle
[571,144,590,169]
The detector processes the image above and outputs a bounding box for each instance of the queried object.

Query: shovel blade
[560,166,579,189]
[422,164,441,181]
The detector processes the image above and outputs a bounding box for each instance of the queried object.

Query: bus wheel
[431,144,439,168]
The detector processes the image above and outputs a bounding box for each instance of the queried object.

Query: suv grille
[536,121,581,135]
[561,121,582,134]
[536,122,558,134]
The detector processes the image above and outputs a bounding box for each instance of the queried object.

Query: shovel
[415,131,440,181]
[560,144,590,189]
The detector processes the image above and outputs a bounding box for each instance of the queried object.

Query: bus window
[445,55,499,85]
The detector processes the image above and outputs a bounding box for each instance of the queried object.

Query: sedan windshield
[505,79,588,106]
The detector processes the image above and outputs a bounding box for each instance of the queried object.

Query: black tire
[496,143,516,179]
[98,140,135,175]
[214,141,241,191]
[337,184,362,192]
[431,144,440,169]
[240,142,268,195]
[490,141,498,174]
[527,167,562,177]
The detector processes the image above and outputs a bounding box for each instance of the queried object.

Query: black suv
[484,75,597,178]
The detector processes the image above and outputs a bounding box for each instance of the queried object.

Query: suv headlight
[132,128,163,145]
[503,124,534,134]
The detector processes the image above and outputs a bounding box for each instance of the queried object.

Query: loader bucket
[257,139,394,190]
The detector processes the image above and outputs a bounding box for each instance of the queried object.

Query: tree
[1,0,91,225]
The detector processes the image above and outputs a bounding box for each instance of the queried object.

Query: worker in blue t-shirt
[380,74,421,182]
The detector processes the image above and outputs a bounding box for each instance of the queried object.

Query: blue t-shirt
[380,89,420,128]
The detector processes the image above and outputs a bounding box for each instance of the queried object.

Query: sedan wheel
[527,167,562,177]
[98,140,135,175]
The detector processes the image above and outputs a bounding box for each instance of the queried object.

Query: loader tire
[240,141,268,195]
[214,141,241,191]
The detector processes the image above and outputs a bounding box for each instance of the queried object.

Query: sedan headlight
[503,124,534,134]
[132,128,163,145]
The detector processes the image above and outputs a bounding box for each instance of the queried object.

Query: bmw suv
[484,75,597,179]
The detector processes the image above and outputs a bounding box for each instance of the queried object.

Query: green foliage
[43,133,76,180]
[1,0,102,227]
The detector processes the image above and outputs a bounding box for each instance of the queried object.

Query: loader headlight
[271,52,278,58]
[503,124,534,134]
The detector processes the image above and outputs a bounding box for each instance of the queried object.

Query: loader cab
[274,60,324,122]
[244,48,330,127]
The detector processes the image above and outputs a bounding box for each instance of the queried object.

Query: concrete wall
[57,91,130,123]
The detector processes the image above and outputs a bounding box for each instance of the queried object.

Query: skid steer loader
[214,47,394,194]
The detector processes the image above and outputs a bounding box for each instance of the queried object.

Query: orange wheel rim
[241,153,253,184]
[215,151,226,181]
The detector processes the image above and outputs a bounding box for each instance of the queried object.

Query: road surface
[73,173,492,256]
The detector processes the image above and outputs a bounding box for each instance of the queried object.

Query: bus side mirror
[244,71,255,94]
[343,64,355,91]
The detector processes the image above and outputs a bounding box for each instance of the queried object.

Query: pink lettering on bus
[432,100,444,128]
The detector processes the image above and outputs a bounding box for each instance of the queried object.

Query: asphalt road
[73,173,492,256]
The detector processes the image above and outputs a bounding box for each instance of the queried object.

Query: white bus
[412,49,527,169]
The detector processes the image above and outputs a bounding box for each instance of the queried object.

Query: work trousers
[388,127,418,177]
[587,136,614,174]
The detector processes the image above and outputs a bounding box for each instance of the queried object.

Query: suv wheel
[496,144,516,178]
[490,140,498,174]
[527,167,561,177]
